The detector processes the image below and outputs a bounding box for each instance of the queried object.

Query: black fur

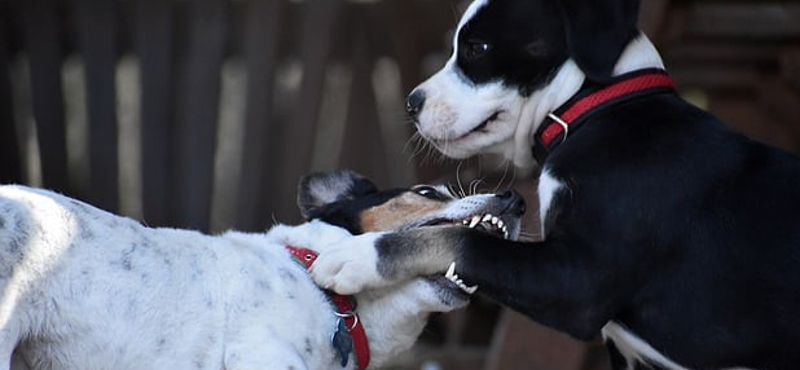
[557,0,640,82]
[456,0,568,95]
[374,0,800,368]
[376,92,800,369]
[454,0,639,95]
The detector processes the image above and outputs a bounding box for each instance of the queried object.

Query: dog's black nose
[406,89,426,118]
[497,189,526,216]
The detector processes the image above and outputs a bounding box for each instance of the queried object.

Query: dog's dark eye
[413,186,447,200]
[462,40,491,59]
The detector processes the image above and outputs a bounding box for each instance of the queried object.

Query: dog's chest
[537,169,563,235]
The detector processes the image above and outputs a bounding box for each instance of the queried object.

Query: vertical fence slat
[235,0,283,230]
[76,0,119,212]
[275,0,342,222]
[338,13,389,186]
[0,3,22,184]
[21,0,69,193]
[136,0,174,226]
[173,0,228,231]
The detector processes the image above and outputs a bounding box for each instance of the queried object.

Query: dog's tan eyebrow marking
[359,192,447,232]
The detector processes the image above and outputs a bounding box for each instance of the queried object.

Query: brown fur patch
[360,192,447,232]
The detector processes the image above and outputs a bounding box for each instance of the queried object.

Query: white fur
[412,0,666,173]
[536,169,563,236]
[602,322,757,370]
[0,185,462,370]
[306,174,356,206]
[310,232,386,296]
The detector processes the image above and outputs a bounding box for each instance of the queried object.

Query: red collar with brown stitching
[286,246,370,370]
[532,69,677,164]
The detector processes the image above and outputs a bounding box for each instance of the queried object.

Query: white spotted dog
[311,0,800,369]
[0,170,524,370]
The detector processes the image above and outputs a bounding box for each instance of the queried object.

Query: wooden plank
[338,7,389,187]
[685,3,800,39]
[0,2,22,184]
[75,0,119,212]
[758,78,800,152]
[664,43,784,66]
[275,0,342,222]
[670,66,761,92]
[172,0,228,231]
[637,0,670,43]
[20,0,70,193]
[234,0,283,230]
[484,309,590,370]
[709,94,797,152]
[779,50,800,91]
[135,0,174,226]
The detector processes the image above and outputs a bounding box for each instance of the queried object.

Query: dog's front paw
[310,232,387,295]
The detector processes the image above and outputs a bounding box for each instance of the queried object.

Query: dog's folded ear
[557,0,640,83]
[297,170,377,219]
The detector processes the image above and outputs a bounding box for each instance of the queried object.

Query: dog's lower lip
[437,110,502,143]
[471,111,500,133]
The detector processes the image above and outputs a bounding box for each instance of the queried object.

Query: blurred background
[1,0,799,369]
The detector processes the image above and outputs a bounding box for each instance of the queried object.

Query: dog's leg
[312,226,617,340]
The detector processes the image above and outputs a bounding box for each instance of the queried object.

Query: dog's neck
[355,281,445,367]
[512,33,665,171]
[266,221,457,369]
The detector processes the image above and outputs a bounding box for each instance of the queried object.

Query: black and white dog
[0,171,523,370]
[311,0,800,369]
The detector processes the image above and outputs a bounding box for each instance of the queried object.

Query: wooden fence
[0,0,466,233]
[2,0,800,369]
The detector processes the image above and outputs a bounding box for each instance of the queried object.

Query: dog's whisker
[456,162,468,198]
[494,160,512,193]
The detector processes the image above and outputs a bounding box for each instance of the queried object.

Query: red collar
[532,69,676,164]
[286,246,370,370]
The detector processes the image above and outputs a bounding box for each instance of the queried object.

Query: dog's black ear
[557,0,640,82]
[297,170,377,219]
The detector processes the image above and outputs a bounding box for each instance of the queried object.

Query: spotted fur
[0,171,524,370]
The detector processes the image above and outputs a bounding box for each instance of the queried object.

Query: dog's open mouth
[423,212,513,298]
[420,212,509,239]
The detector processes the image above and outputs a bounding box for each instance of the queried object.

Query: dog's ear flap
[297,170,377,219]
[557,0,640,82]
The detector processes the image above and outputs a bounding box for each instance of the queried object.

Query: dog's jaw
[355,279,465,367]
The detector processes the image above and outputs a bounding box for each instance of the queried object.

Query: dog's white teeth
[502,225,509,239]
[443,261,477,294]
[469,216,481,228]
[445,262,456,279]
[482,214,493,222]
[491,216,499,225]
[496,219,504,228]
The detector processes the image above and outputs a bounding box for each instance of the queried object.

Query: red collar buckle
[533,69,676,164]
